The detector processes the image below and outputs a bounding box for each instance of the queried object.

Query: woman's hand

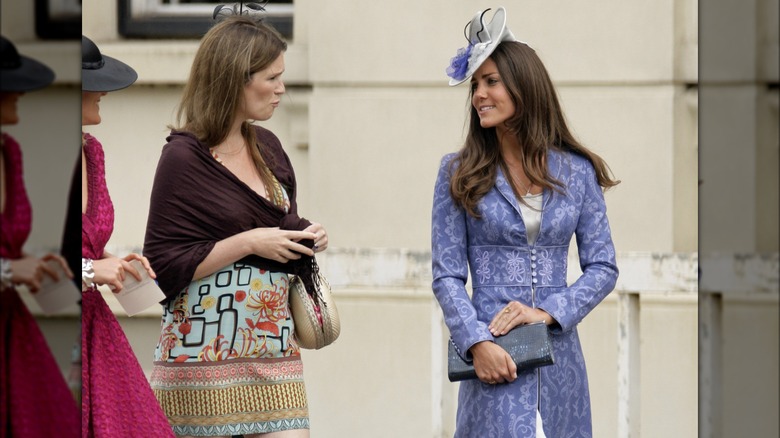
[303,222,328,253]
[123,253,156,279]
[246,227,317,263]
[92,253,153,293]
[489,301,554,336]
[10,253,72,293]
[192,228,317,281]
[470,341,517,385]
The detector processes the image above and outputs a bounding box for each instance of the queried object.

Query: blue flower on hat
[446,43,473,82]
[446,7,525,86]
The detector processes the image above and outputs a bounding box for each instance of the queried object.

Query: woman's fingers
[472,341,514,384]
[120,254,142,281]
[286,230,317,244]
[490,301,535,336]
[141,256,156,279]
[302,222,322,234]
[273,244,310,263]
[57,256,74,278]
[123,253,156,279]
[288,240,314,257]
[282,232,315,257]
[479,352,517,384]
[122,260,143,282]
[39,261,60,283]
[489,303,515,335]
[27,278,41,293]
[303,223,329,252]
[504,352,518,381]
[314,234,328,252]
[110,279,124,294]
[248,228,321,261]
[41,253,74,280]
[27,257,55,292]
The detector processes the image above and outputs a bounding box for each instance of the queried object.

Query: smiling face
[82,91,107,126]
[0,92,24,125]
[238,53,285,122]
[470,58,517,133]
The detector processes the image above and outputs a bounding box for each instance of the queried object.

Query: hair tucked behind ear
[450,42,619,218]
[174,16,288,206]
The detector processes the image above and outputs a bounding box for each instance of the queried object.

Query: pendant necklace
[510,168,534,196]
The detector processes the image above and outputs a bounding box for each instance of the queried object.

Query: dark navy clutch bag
[448,322,555,382]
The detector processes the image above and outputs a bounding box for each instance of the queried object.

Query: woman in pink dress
[0,35,80,437]
[79,35,176,437]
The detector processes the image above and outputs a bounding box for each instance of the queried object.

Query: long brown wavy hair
[450,41,619,218]
[173,16,287,205]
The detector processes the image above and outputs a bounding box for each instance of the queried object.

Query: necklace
[210,142,246,164]
[212,143,245,156]
[515,177,533,196]
[502,153,535,196]
[508,167,534,196]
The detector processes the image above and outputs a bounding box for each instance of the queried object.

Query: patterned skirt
[150,263,308,436]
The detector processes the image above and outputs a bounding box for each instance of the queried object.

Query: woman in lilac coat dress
[432,8,619,437]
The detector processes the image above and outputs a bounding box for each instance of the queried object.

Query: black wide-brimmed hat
[0,35,55,92]
[81,35,137,92]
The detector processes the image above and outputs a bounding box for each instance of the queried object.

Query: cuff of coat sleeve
[460,335,495,362]
[536,302,567,335]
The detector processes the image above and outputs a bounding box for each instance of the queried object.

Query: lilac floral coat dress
[431,149,618,438]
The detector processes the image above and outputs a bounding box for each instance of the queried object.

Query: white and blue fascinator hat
[446,7,525,86]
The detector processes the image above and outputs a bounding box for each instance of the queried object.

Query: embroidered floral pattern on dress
[506,249,526,282]
[475,249,492,284]
[536,248,556,285]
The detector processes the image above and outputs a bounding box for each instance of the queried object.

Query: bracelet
[81,258,95,290]
[0,258,12,289]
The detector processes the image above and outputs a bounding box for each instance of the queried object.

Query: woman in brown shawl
[143,16,328,438]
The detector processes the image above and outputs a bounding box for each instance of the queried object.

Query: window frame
[34,0,81,40]
[118,0,293,39]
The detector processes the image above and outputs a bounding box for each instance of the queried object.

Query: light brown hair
[450,41,619,218]
[174,16,287,204]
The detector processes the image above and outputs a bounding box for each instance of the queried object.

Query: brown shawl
[143,126,319,302]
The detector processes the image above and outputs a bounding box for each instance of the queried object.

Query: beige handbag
[289,272,340,349]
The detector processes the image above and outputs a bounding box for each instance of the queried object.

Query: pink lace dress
[0,133,80,437]
[81,133,175,437]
